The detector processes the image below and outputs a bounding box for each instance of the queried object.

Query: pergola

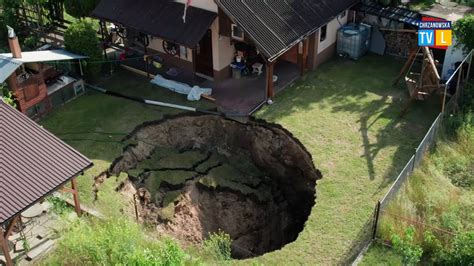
[0,100,92,266]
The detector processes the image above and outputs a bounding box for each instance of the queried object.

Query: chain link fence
[352,50,473,264]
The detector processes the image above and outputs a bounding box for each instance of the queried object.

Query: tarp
[150,74,212,101]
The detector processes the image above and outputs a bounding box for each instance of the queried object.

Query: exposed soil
[100,113,322,258]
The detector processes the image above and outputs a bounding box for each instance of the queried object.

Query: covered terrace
[0,100,92,266]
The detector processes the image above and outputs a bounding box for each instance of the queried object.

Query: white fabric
[150,74,212,101]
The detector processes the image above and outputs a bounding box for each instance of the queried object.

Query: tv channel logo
[418,18,452,48]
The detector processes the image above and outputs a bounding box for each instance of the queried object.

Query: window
[320,25,327,42]
[231,24,244,41]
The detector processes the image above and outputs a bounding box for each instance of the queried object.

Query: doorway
[195,29,214,79]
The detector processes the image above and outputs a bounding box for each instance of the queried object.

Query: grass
[41,54,439,264]
[251,55,439,264]
[40,68,213,217]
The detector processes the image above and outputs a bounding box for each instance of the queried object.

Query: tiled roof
[216,0,358,61]
[0,101,92,225]
[91,0,217,48]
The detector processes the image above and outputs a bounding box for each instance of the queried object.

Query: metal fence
[352,50,473,264]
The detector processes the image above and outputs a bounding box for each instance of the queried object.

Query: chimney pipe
[7,26,22,59]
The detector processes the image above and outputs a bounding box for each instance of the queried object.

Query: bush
[64,0,99,18]
[203,230,232,261]
[43,218,187,265]
[1,84,16,108]
[391,227,423,265]
[453,15,474,52]
[64,19,102,77]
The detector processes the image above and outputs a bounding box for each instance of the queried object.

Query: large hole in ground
[103,114,322,259]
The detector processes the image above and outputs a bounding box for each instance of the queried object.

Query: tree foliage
[64,19,102,77]
[64,0,99,18]
[453,15,474,52]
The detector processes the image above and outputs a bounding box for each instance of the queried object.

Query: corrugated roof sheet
[0,56,21,83]
[0,101,92,225]
[216,0,358,61]
[0,50,88,64]
[355,2,422,26]
[91,0,217,48]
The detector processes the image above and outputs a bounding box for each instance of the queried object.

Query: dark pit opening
[104,114,321,259]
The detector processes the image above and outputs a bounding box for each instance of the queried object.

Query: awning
[216,0,358,62]
[91,0,217,48]
[0,50,88,64]
[0,56,21,83]
[355,2,422,27]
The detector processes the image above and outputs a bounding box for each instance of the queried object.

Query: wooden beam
[71,178,82,217]
[266,61,275,99]
[300,38,309,76]
[0,228,13,266]
[4,217,18,239]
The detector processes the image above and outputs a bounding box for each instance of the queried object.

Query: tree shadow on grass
[258,54,440,185]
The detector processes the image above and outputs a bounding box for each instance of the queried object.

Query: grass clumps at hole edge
[203,229,233,261]
[41,218,187,266]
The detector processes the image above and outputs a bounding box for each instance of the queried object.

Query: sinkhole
[102,113,321,259]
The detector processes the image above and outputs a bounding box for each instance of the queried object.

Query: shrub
[203,229,232,261]
[64,19,102,77]
[64,0,99,18]
[453,15,474,52]
[43,218,187,265]
[1,84,16,108]
[435,231,474,265]
[391,227,423,265]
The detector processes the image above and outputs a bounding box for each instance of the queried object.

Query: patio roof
[0,56,21,83]
[0,100,92,226]
[0,50,88,64]
[216,0,358,62]
[91,0,217,48]
[355,2,422,26]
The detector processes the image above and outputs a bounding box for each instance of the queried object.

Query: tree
[64,0,99,18]
[64,20,102,77]
[453,15,474,52]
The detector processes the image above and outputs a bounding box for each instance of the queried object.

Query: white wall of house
[318,10,349,53]
[210,19,235,71]
[174,0,218,12]
[148,36,194,62]
[442,38,468,80]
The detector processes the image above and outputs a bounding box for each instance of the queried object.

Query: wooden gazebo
[0,100,92,265]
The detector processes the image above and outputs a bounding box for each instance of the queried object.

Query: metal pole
[133,194,139,222]
[441,83,448,113]
[372,201,381,239]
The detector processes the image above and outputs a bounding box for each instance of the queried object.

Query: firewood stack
[384,32,417,57]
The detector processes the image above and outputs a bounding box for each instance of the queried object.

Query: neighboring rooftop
[91,0,217,48]
[216,0,358,61]
[0,100,92,226]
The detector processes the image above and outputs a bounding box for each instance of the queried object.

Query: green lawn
[41,55,439,264]
[41,69,214,217]
[251,55,439,265]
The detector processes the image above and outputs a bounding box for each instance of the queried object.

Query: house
[0,100,92,266]
[0,27,88,119]
[91,0,358,114]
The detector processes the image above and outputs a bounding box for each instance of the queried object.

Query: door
[195,29,214,78]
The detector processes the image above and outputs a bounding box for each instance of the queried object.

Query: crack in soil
[95,113,322,259]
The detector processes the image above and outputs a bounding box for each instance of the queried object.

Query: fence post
[441,83,448,113]
[466,50,472,82]
[372,201,381,239]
